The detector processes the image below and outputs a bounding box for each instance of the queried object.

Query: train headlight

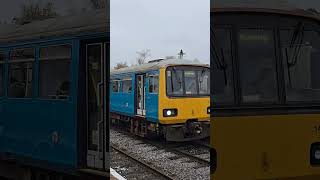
[315,150,320,160]
[163,109,178,117]
[207,107,211,114]
[310,143,320,166]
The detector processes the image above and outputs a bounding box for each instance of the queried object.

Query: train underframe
[111,113,210,141]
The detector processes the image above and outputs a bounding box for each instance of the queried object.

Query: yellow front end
[211,114,320,180]
[158,68,210,141]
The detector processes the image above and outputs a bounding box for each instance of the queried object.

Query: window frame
[112,80,121,93]
[122,78,132,93]
[148,75,159,94]
[165,65,210,98]
[38,44,72,100]
[211,26,237,107]
[237,27,281,106]
[279,28,320,104]
[7,48,35,99]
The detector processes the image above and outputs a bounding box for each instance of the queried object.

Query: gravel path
[110,129,210,180]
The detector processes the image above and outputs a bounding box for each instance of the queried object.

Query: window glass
[149,75,159,93]
[122,79,132,93]
[167,69,183,95]
[239,29,278,103]
[281,29,320,102]
[198,69,210,95]
[211,28,234,104]
[39,45,71,99]
[112,80,120,92]
[8,49,34,98]
[0,54,4,97]
[184,71,197,95]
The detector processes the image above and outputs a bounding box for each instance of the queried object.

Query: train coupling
[164,120,210,142]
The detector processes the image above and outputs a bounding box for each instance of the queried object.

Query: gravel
[110,129,210,180]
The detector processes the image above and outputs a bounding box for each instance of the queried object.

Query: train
[0,9,110,179]
[211,3,320,180]
[110,58,210,141]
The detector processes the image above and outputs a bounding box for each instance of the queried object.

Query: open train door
[136,74,146,116]
[85,42,109,170]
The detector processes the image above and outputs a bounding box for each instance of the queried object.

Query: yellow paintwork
[158,68,210,124]
[211,114,320,180]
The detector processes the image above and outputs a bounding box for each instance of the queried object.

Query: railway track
[111,145,175,180]
[110,129,210,180]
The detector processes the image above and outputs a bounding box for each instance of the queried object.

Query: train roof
[0,9,109,44]
[111,59,209,75]
[211,1,320,21]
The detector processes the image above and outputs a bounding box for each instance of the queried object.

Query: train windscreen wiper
[284,22,305,87]
[211,29,228,85]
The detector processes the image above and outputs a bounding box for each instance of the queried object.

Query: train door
[136,74,146,116]
[86,43,108,170]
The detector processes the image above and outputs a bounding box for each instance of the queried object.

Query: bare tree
[90,0,106,9]
[13,1,58,25]
[114,62,128,70]
[136,49,151,65]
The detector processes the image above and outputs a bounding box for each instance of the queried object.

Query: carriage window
[39,45,71,100]
[167,69,183,96]
[8,49,34,98]
[281,29,320,102]
[112,80,120,92]
[211,28,234,104]
[0,54,4,97]
[239,29,278,103]
[122,79,132,93]
[198,68,210,95]
[149,75,159,93]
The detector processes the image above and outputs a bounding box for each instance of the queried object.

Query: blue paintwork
[110,70,159,122]
[0,33,107,171]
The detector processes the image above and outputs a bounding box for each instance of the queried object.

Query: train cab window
[112,80,120,92]
[184,71,197,95]
[211,28,235,105]
[149,75,159,93]
[281,29,320,102]
[238,29,278,103]
[198,68,210,95]
[0,54,4,97]
[39,45,71,100]
[167,69,183,96]
[122,79,132,93]
[8,48,34,98]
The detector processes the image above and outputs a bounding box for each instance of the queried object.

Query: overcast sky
[111,0,210,68]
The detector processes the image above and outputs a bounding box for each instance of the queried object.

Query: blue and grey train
[0,10,109,179]
[110,59,210,141]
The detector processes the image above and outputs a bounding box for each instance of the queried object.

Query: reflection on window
[167,66,210,96]
[167,69,183,95]
[0,54,4,97]
[8,49,34,98]
[211,28,234,104]
[122,79,132,93]
[112,80,120,92]
[149,75,159,93]
[198,69,210,95]
[39,45,71,99]
[239,29,278,103]
[184,71,197,95]
[281,29,320,102]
